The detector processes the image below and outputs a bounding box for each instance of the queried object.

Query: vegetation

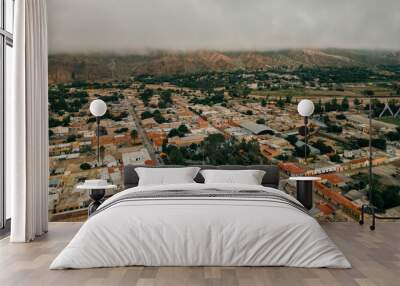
[385,127,400,141]
[111,111,128,121]
[326,123,342,133]
[312,140,333,155]
[293,145,311,158]
[379,117,400,127]
[336,113,347,120]
[329,153,342,163]
[141,109,166,123]
[350,173,400,212]
[130,129,138,144]
[66,135,77,143]
[276,97,285,109]
[286,134,298,145]
[49,115,71,128]
[101,93,123,103]
[168,124,190,138]
[114,127,128,134]
[162,134,266,165]
[190,91,225,106]
[80,163,92,170]
[139,88,154,106]
[294,66,394,84]
[261,99,267,107]
[48,87,89,114]
[158,90,173,108]
[79,144,92,154]
[349,138,387,151]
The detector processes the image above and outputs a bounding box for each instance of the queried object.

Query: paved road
[130,104,161,165]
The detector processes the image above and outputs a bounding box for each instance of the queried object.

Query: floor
[0,222,399,286]
[0,219,11,239]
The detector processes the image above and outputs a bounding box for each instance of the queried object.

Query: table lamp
[90,99,107,166]
[297,99,315,162]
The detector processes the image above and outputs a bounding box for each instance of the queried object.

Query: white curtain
[8,0,49,242]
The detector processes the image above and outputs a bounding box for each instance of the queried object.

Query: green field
[378,116,400,126]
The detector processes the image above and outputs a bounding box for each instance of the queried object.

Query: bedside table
[76,180,117,215]
[289,177,321,210]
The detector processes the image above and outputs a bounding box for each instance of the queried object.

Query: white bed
[50,183,351,269]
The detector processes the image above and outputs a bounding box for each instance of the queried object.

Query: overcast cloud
[47,0,400,54]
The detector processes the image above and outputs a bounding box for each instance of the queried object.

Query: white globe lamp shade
[90,99,107,117]
[297,99,315,117]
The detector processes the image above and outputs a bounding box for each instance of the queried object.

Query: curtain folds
[8,0,48,242]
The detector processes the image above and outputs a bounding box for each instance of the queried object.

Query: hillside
[48,49,400,84]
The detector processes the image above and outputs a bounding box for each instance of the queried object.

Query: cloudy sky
[47,0,400,54]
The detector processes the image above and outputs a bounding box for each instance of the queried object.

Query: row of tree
[141,109,167,124]
[161,134,266,165]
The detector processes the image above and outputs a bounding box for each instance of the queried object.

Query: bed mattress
[50,183,351,269]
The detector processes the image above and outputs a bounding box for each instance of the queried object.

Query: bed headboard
[123,165,280,189]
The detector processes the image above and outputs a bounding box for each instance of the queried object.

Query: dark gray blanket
[92,189,308,217]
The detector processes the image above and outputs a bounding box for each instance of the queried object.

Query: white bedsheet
[50,183,351,269]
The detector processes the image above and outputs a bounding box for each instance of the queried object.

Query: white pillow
[135,167,200,186]
[200,169,266,185]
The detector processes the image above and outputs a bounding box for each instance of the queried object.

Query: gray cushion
[124,165,280,189]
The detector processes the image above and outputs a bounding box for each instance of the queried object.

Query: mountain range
[48,49,400,84]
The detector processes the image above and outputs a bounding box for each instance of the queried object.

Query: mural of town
[48,50,400,222]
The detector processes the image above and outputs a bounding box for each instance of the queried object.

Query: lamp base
[296,180,313,210]
[88,189,105,216]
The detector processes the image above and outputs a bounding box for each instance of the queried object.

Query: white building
[122,148,151,166]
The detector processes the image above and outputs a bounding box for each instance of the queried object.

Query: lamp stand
[96,116,100,167]
[304,116,308,163]
[359,95,400,230]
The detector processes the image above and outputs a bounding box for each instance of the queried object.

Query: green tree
[168,148,185,165]
[140,89,154,106]
[276,97,285,109]
[114,127,128,134]
[329,154,342,163]
[66,135,77,143]
[49,117,62,128]
[336,114,347,120]
[130,129,138,144]
[315,99,324,114]
[293,145,311,158]
[256,118,265,124]
[327,123,342,133]
[80,163,92,170]
[158,101,167,109]
[160,90,172,104]
[362,90,375,96]
[168,128,181,138]
[178,124,190,135]
[313,140,333,154]
[354,98,361,107]
[80,144,92,154]
[370,190,385,211]
[372,138,387,150]
[386,131,400,141]
[286,134,298,145]
[62,115,71,127]
[340,97,349,111]
[152,110,166,124]
[141,111,153,119]
[261,99,267,107]
[381,186,400,209]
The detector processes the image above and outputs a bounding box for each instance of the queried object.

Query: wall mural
[47,0,400,222]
